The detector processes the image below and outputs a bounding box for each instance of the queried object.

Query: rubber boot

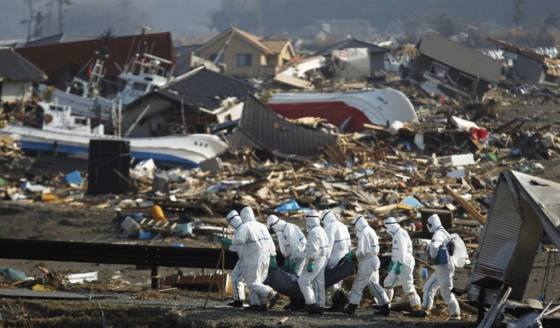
[336,290,349,311]
[375,304,390,316]
[227,300,244,308]
[244,305,258,311]
[283,298,294,310]
[305,303,318,314]
[341,303,358,315]
[258,304,268,312]
[292,299,306,311]
[325,290,340,312]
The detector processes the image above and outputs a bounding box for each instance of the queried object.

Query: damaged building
[403,33,502,100]
[0,48,47,107]
[121,66,255,138]
[313,38,390,78]
[488,37,560,87]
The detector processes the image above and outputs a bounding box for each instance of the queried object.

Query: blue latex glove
[395,261,403,275]
[289,260,297,272]
[270,257,277,268]
[388,260,395,272]
[307,261,315,273]
[220,238,232,246]
[344,252,353,262]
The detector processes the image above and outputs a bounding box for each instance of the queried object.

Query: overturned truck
[467,171,560,327]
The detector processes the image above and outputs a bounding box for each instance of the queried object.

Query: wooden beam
[445,185,486,225]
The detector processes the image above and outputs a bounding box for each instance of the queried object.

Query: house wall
[0,82,32,103]
[370,52,386,72]
[514,55,543,83]
[198,33,266,78]
[410,55,491,100]
[122,97,174,138]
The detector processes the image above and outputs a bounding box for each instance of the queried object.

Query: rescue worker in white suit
[341,214,391,315]
[225,210,246,308]
[382,217,422,310]
[420,214,461,320]
[298,210,329,315]
[267,214,307,310]
[224,207,280,311]
[320,210,351,311]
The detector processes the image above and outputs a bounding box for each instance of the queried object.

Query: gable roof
[23,33,97,47]
[199,27,292,55]
[16,32,174,78]
[0,48,47,82]
[417,33,502,83]
[313,38,390,56]
[230,94,337,160]
[128,66,255,112]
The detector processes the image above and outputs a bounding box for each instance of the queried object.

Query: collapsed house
[403,33,502,100]
[230,94,338,160]
[468,170,560,327]
[0,48,47,106]
[313,38,390,79]
[121,67,255,137]
[488,37,560,87]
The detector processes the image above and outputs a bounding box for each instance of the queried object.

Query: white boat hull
[1,125,227,168]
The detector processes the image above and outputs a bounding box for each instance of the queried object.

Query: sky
[0,0,220,40]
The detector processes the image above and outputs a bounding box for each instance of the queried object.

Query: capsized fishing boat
[266,89,418,132]
[0,102,227,168]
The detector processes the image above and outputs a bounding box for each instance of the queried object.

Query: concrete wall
[198,33,267,78]
[514,55,543,83]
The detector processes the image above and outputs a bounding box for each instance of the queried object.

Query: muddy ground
[0,103,560,327]
[0,200,558,327]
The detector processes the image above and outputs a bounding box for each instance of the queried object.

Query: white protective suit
[267,215,306,275]
[321,210,351,296]
[298,210,329,307]
[227,210,245,302]
[232,207,277,305]
[348,215,390,306]
[383,217,421,309]
[422,214,460,317]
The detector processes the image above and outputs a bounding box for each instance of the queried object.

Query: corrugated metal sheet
[471,177,522,283]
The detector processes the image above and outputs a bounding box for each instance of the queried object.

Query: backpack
[448,233,469,268]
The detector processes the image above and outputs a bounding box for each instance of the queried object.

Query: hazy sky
[0,0,220,40]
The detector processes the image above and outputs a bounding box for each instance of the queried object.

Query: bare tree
[46,0,55,36]
[512,0,526,30]
[19,0,35,42]
[58,0,72,34]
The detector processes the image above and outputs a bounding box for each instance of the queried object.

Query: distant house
[122,67,255,138]
[313,38,390,73]
[405,33,502,100]
[488,38,560,86]
[197,27,295,78]
[0,48,47,105]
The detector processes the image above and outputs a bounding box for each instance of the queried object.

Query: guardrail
[0,238,240,289]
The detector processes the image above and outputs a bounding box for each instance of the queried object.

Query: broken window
[429,62,449,78]
[456,73,475,92]
[237,54,252,67]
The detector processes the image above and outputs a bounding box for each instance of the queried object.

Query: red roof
[16,32,175,78]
